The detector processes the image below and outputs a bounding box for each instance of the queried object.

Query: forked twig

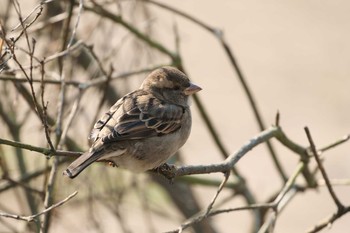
[0,191,78,222]
[304,127,350,232]
[175,172,230,233]
[304,127,344,210]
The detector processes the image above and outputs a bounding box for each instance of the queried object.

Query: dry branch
[0,191,78,222]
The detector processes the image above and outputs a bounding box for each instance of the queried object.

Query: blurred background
[0,0,350,232]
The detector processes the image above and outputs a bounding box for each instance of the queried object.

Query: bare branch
[319,134,350,153]
[40,60,55,151]
[0,63,164,90]
[157,126,278,179]
[143,0,288,183]
[0,137,81,157]
[66,0,83,49]
[176,172,230,232]
[0,191,78,222]
[306,207,350,233]
[83,2,177,60]
[304,127,344,210]
[1,2,350,231]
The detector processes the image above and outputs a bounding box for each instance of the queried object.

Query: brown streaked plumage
[63,66,201,178]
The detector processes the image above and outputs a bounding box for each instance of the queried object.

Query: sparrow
[64,66,202,178]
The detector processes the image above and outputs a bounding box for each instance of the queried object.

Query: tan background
[163,1,350,232]
[1,0,350,232]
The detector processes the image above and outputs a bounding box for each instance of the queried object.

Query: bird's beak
[184,83,202,95]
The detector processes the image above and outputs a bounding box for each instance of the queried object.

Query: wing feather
[90,90,185,146]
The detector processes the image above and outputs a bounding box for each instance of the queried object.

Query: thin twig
[304,127,350,233]
[0,137,82,157]
[318,179,350,187]
[42,156,59,233]
[175,172,230,233]
[11,0,50,31]
[168,161,304,233]
[41,2,76,227]
[2,177,44,198]
[206,173,230,214]
[0,191,78,222]
[28,12,68,33]
[83,2,177,60]
[258,162,305,233]
[4,40,84,73]
[67,0,83,49]
[274,126,317,187]
[0,158,71,193]
[80,43,109,79]
[0,63,162,89]
[3,25,56,154]
[319,134,350,153]
[306,207,350,233]
[177,175,239,189]
[11,0,44,44]
[59,90,84,146]
[273,162,305,205]
[3,3,41,226]
[304,127,344,210]
[40,60,55,151]
[90,65,113,128]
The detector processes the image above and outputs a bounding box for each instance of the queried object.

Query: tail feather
[63,151,102,179]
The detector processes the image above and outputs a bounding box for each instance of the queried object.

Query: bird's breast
[107,110,192,172]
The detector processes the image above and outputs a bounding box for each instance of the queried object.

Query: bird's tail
[63,151,102,179]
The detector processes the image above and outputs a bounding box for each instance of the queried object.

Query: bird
[63,66,202,178]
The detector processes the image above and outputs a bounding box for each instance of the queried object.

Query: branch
[274,127,317,187]
[143,0,287,182]
[304,127,344,210]
[306,207,350,233]
[167,162,304,233]
[40,60,55,151]
[83,2,177,60]
[257,162,304,232]
[319,134,350,153]
[2,125,348,181]
[176,172,230,232]
[0,158,71,193]
[4,40,84,73]
[0,137,82,157]
[0,191,78,222]
[304,127,350,232]
[158,126,278,179]
[0,64,163,88]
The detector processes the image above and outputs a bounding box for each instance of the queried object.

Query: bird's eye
[173,86,180,91]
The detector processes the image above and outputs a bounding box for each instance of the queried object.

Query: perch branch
[143,0,287,182]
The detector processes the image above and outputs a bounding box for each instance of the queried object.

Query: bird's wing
[90,90,185,144]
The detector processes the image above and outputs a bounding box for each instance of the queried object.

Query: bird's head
[141,66,202,106]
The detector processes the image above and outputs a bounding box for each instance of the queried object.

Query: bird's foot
[107,161,118,167]
[151,163,177,183]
